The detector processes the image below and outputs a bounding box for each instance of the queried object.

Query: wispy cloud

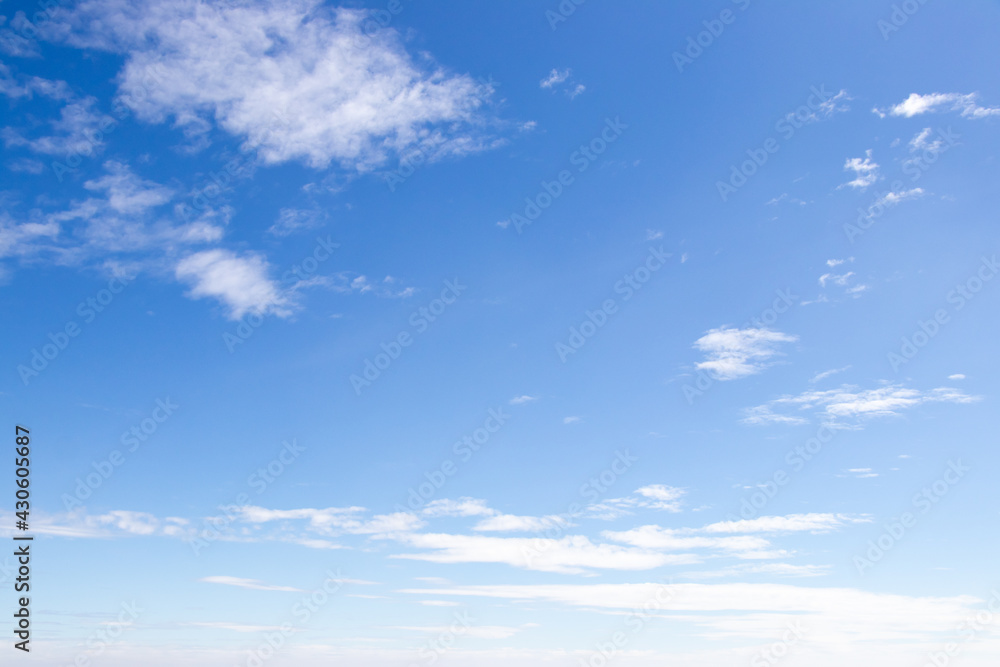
[509,395,538,405]
[693,327,798,380]
[810,366,850,383]
[539,67,585,99]
[539,68,570,89]
[41,0,499,171]
[199,576,305,592]
[840,150,879,189]
[744,383,979,427]
[878,92,1000,119]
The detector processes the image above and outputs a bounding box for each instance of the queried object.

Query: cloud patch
[693,327,798,381]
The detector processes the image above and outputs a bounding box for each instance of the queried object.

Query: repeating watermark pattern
[352,0,414,49]
[397,408,510,513]
[545,0,588,31]
[350,279,466,395]
[878,0,932,40]
[853,460,969,575]
[556,246,670,362]
[238,569,348,667]
[407,610,475,667]
[520,449,637,567]
[499,117,627,234]
[922,589,1000,667]
[186,438,304,556]
[751,622,807,667]
[579,580,675,667]
[16,272,133,386]
[728,423,839,522]
[717,85,844,202]
[887,255,998,371]
[673,0,752,73]
[62,398,180,511]
[62,601,143,666]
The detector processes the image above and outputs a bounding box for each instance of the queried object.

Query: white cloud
[175,249,290,320]
[2,96,114,158]
[682,562,830,578]
[508,395,538,405]
[562,416,580,424]
[235,505,422,536]
[740,405,809,426]
[634,485,685,511]
[183,621,288,633]
[826,258,852,267]
[819,271,853,287]
[7,157,45,174]
[421,498,495,518]
[818,269,868,299]
[909,127,943,153]
[843,468,879,479]
[585,486,687,519]
[699,514,870,534]
[539,67,584,99]
[693,327,798,381]
[744,383,980,427]
[883,92,1000,119]
[397,581,983,649]
[92,510,160,535]
[393,624,527,640]
[43,0,497,171]
[0,66,110,159]
[0,213,60,259]
[841,150,879,189]
[876,187,925,208]
[473,514,572,533]
[199,576,305,592]
[948,374,966,381]
[602,525,782,559]
[539,68,570,89]
[268,207,325,237]
[3,161,229,263]
[810,366,850,383]
[391,532,692,574]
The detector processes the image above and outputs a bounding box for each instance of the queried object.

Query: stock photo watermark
[16,272,133,386]
[887,255,997,371]
[556,245,670,362]
[579,580,675,667]
[350,279,466,395]
[853,459,969,574]
[499,117,627,234]
[751,622,807,667]
[61,398,179,511]
[717,85,845,202]
[878,0,932,40]
[186,438,304,556]
[727,422,838,522]
[397,407,510,513]
[673,0,752,72]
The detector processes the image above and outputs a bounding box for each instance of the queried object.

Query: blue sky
[2,0,1000,665]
